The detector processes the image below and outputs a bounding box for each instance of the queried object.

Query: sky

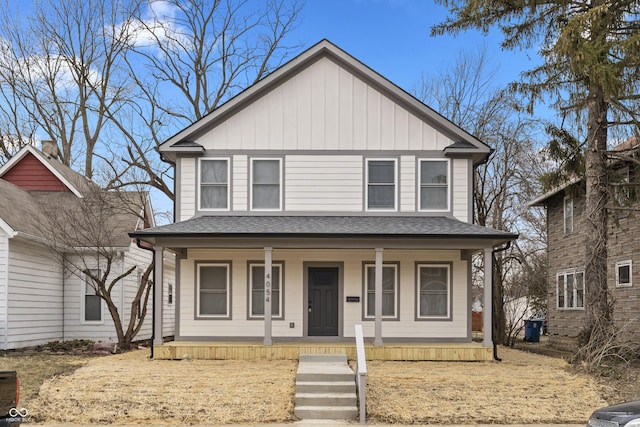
[291,0,542,100]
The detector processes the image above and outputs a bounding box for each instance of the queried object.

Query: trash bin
[524,319,543,342]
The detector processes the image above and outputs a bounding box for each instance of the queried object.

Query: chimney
[41,140,59,159]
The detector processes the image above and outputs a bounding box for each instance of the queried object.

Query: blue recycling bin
[524,319,543,342]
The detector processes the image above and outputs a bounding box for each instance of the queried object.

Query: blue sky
[292,0,542,98]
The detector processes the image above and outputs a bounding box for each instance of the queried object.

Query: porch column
[374,247,383,347]
[483,247,493,347]
[153,246,164,346]
[263,247,273,346]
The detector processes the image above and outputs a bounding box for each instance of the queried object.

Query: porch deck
[153,341,493,361]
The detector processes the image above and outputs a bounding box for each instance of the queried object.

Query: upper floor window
[366,159,397,211]
[557,270,584,309]
[419,159,449,211]
[363,262,399,320]
[616,260,632,287]
[251,158,282,210]
[563,196,573,235]
[416,263,451,319]
[200,158,229,210]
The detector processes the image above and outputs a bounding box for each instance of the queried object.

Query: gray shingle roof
[130,215,517,240]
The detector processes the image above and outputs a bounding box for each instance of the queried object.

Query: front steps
[294,354,358,420]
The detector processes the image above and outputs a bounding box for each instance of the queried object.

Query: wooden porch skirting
[153,341,493,361]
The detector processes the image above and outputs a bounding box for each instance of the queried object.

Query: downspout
[491,241,511,361]
[136,239,155,359]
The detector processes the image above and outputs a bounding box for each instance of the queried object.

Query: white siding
[178,249,468,340]
[6,239,63,349]
[232,155,248,211]
[161,251,176,338]
[452,159,470,222]
[0,234,8,349]
[399,155,416,212]
[179,157,196,221]
[195,57,455,152]
[285,155,363,211]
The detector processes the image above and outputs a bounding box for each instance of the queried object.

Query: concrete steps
[294,354,358,421]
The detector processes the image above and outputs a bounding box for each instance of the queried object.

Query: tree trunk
[581,82,611,344]
[493,253,507,345]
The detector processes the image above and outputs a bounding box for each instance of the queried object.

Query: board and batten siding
[178,249,469,340]
[193,57,455,152]
[6,239,63,349]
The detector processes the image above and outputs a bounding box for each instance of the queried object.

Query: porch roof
[130,215,517,246]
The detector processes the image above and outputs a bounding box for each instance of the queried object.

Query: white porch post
[374,247,383,347]
[263,247,273,346]
[483,247,493,347]
[153,246,164,346]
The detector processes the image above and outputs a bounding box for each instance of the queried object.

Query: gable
[0,152,69,191]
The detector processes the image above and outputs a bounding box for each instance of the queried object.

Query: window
[419,159,449,210]
[417,264,450,319]
[564,196,573,235]
[248,263,283,318]
[83,269,102,322]
[366,159,397,210]
[616,260,632,287]
[363,263,398,319]
[200,159,229,210]
[251,159,281,210]
[197,262,231,318]
[557,270,584,309]
[168,283,173,305]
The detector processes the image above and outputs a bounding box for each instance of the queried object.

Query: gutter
[136,239,155,359]
[491,241,512,361]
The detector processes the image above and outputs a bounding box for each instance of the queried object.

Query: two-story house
[131,40,517,361]
[531,137,640,340]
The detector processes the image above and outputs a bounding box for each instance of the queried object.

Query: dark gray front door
[308,267,339,336]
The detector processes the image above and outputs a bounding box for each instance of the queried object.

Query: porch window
[197,262,231,318]
[616,260,632,287]
[363,263,398,319]
[200,158,229,210]
[419,159,449,210]
[417,264,451,319]
[251,158,281,210]
[366,159,397,210]
[249,262,283,319]
[83,269,102,322]
[563,196,573,235]
[557,270,584,309]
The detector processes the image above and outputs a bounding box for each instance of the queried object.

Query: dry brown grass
[1,346,626,425]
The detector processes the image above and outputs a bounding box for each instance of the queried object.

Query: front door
[308,267,339,336]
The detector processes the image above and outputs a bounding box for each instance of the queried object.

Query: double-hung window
[419,159,449,210]
[251,159,281,210]
[366,159,397,210]
[416,263,451,319]
[83,269,102,322]
[363,263,398,319]
[200,159,229,210]
[248,262,283,319]
[563,196,573,235]
[557,270,584,309]
[616,260,632,287]
[197,262,231,318]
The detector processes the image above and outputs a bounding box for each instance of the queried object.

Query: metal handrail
[354,324,367,424]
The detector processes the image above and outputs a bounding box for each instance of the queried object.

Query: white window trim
[365,158,398,212]
[418,158,450,212]
[196,262,231,318]
[198,157,231,211]
[81,269,104,324]
[250,158,283,211]
[248,262,284,319]
[616,260,632,287]
[563,196,573,235]
[556,270,585,310]
[416,263,451,320]
[363,262,399,320]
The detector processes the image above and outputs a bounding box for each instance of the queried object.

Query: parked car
[587,400,640,427]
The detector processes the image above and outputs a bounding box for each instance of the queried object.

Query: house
[530,137,640,340]
[0,144,175,350]
[130,40,518,361]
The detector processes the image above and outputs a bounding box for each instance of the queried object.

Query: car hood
[590,401,640,425]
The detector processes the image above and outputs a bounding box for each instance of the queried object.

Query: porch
[153,340,493,361]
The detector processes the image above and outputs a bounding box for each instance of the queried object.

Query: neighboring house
[130,40,517,355]
[0,144,175,350]
[530,137,640,339]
